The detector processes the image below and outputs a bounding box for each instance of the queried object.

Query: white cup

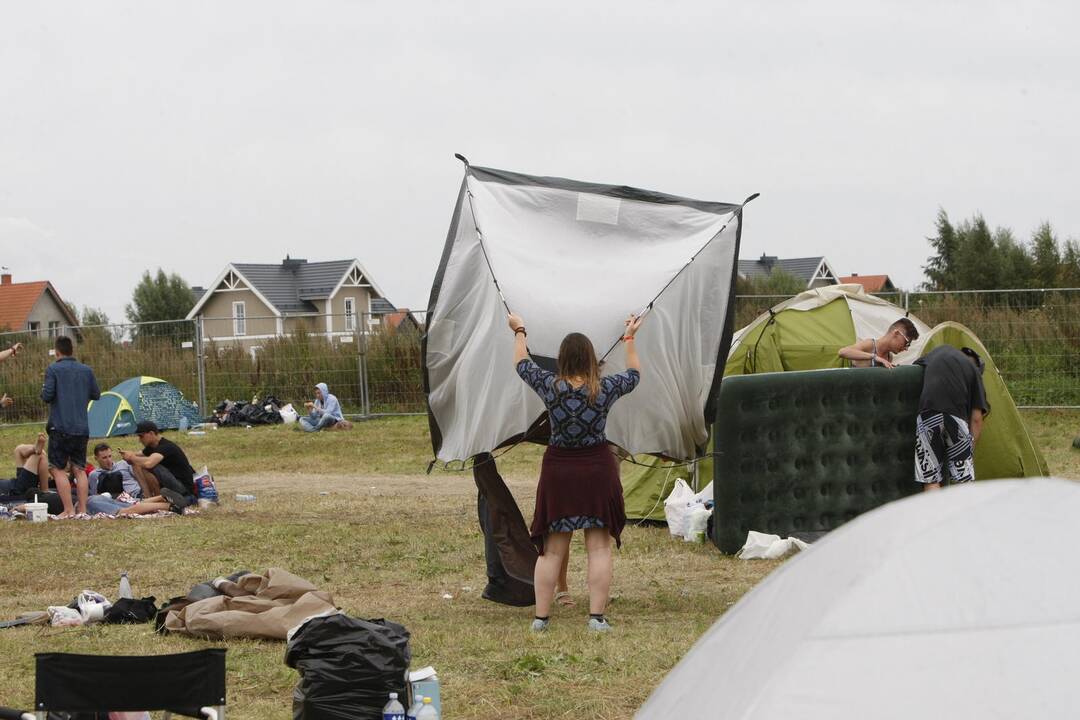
[24,502,48,522]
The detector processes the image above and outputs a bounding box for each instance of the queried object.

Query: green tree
[125,269,196,340]
[1030,223,1061,288]
[922,208,959,290]
[79,306,118,345]
[1061,239,1080,287]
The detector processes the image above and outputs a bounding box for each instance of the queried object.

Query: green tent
[622,285,1048,520]
[87,376,202,438]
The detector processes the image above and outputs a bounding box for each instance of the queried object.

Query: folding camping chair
[0,648,226,719]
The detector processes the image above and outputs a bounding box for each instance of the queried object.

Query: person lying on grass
[838,318,919,368]
[297,382,344,432]
[116,420,197,515]
[0,432,50,497]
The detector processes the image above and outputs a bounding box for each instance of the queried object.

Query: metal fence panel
[1,294,1077,429]
[0,319,199,426]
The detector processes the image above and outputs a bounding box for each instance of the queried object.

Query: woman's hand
[508,313,525,332]
[624,314,643,337]
[875,355,895,369]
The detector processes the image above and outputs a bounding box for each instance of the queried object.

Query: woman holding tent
[509,311,643,633]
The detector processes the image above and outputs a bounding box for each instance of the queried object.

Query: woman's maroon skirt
[530,443,626,554]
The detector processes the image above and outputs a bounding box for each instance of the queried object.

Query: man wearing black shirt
[913,346,991,491]
[117,420,197,514]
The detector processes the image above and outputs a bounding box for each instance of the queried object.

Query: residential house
[737,254,840,289]
[0,273,80,337]
[186,257,398,345]
[838,274,897,293]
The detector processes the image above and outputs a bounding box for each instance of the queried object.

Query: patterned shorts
[548,516,605,533]
[915,412,975,485]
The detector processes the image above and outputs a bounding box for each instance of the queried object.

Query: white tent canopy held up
[424,158,753,463]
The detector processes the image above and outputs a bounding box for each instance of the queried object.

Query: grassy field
[0,411,1076,718]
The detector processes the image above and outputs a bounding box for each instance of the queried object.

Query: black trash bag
[103,596,158,624]
[286,614,411,720]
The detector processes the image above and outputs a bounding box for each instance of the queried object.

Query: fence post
[357,314,370,418]
[194,317,207,414]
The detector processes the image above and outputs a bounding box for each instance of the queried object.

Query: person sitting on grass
[88,442,142,499]
[298,382,344,432]
[0,432,50,498]
[838,318,919,368]
[116,420,197,515]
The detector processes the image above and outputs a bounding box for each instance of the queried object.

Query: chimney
[1,273,11,285]
[759,254,777,272]
[851,272,859,277]
[282,255,308,272]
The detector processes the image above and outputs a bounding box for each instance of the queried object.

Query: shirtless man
[838,318,919,368]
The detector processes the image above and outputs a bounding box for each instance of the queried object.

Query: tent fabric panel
[87,393,123,438]
[468,164,741,215]
[426,167,742,462]
[424,184,547,462]
[637,479,1080,719]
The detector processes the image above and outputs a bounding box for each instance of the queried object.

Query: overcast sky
[2,1,1077,325]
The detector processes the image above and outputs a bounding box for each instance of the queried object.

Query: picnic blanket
[163,568,338,640]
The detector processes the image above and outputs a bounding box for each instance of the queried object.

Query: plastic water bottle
[407,696,426,720]
[382,692,405,720]
[416,697,438,719]
[179,416,189,433]
[119,572,133,600]
[235,494,257,502]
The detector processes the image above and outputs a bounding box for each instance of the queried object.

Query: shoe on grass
[160,488,188,515]
[587,616,612,633]
[530,618,550,633]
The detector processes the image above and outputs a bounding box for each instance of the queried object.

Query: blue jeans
[87,494,135,515]
[298,412,338,432]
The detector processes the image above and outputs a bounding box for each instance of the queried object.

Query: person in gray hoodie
[298,382,344,432]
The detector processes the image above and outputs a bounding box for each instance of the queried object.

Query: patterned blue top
[516,358,640,448]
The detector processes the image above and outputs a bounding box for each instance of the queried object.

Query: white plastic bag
[736,531,809,560]
[663,479,696,537]
[77,589,112,623]
[48,606,83,627]
[684,505,712,542]
[280,403,299,425]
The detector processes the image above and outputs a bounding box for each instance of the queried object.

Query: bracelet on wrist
[622,335,635,341]
[514,327,527,337]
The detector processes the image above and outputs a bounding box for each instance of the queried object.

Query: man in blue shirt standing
[41,336,100,518]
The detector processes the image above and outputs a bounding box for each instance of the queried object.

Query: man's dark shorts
[0,468,41,497]
[150,465,195,506]
[47,431,88,471]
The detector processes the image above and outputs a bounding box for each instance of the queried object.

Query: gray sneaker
[587,617,612,632]
[531,618,550,633]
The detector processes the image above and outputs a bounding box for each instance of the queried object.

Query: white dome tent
[637,478,1079,719]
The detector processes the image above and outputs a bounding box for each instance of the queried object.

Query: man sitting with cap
[117,420,197,515]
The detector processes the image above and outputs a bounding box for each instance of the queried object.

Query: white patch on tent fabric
[575,193,620,225]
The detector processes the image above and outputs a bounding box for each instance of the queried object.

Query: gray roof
[370,297,396,314]
[233,259,359,313]
[738,256,827,284]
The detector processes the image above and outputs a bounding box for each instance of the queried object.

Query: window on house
[233,301,246,336]
[344,297,356,331]
[27,321,40,336]
[48,321,61,337]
